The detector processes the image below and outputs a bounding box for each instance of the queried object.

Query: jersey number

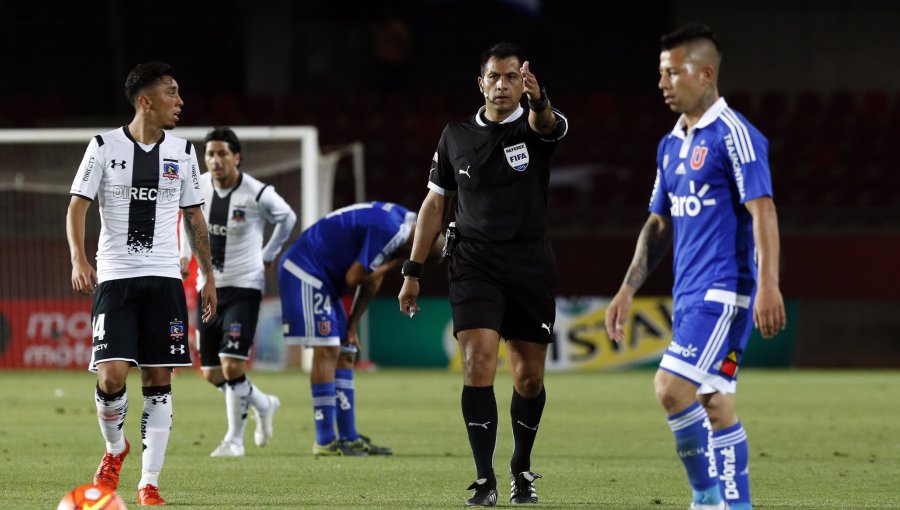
[92,313,106,341]
[313,293,333,315]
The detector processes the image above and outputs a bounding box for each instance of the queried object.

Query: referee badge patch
[504,143,530,171]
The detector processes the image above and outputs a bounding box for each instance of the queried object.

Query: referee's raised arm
[520,61,556,135]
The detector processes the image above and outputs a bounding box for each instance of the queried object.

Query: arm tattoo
[624,217,672,290]
[182,208,214,275]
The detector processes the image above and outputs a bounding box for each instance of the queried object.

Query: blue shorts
[278,259,346,347]
[659,290,754,394]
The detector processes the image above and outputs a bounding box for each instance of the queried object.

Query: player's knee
[513,374,544,398]
[654,384,689,414]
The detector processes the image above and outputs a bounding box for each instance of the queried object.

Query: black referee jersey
[426,104,568,243]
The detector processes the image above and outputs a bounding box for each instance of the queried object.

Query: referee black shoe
[509,471,542,504]
[465,478,497,507]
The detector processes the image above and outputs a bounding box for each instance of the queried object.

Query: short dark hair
[205,126,242,155]
[124,61,176,106]
[660,22,721,55]
[480,42,526,76]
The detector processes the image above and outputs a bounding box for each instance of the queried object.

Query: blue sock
[311,382,337,446]
[334,368,359,441]
[668,402,721,505]
[712,422,752,510]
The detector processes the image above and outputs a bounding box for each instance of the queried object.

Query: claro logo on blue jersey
[668,180,717,217]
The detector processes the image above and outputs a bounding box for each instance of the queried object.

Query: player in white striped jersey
[180,127,296,457]
[66,61,217,506]
[605,25,785,510]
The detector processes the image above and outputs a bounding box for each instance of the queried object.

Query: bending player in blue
[278,202,422,456]
[605,24,786,510]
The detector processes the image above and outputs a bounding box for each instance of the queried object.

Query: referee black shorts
[448,239,557,343]
[196,287,262,369]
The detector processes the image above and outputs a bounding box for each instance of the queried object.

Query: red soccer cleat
[93,439,130,491]
[138,484,167,506]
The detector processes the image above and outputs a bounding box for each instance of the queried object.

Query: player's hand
[179,257,191,280]
[346,327,362,354]
[200,280,217,323]
[520,61,541,101]
[753,285,786,338]
[398,278,421,318]
[605,290,634,343]
[71,260,98,295]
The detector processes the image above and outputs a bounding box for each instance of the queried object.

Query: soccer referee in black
[398,42,568,507]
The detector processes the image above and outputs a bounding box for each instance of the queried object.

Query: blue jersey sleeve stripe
[720,115,752,164]
[722,109,757,162]
[725,109,757,161]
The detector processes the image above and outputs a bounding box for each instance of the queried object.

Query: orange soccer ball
[57,484,127,510]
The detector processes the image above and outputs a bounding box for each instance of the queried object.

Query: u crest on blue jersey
[691,146,709,170]
[504,143,529,171]
[162,161,180,180]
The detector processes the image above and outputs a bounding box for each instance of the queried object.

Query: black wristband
[401,260,423,279]
[528,86,549,112]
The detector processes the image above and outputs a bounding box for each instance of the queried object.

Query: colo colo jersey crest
[281,202,416,295]
[427,105,568,243]
[649,98,774,309]
[70,126,203,282]
[180,171,296,292]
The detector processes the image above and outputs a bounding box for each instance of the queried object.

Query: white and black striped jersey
[70,126,204,282]
[180,171,296,292]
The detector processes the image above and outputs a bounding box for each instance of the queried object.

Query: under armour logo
[314,409,324,421]
[517,420,539,431]
[226,340,240,350]
[458,165,471,178]
[541,322,552,334]
[170,344,185,354]
[467,421,491,429]
[110,160,127,169]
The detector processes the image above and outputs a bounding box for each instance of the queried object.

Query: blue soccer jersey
[278,202,416,347]
[649,98,773,310]
[281,202,416,294]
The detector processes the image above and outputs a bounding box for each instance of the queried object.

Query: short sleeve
[536,107,569,143]
[719,114,773,203]
[70,137,103,200]
[258,185,295,223]
[648,168,670,216]
[426,127,457,197]
[649,137,670,216]
[179,146,204,208]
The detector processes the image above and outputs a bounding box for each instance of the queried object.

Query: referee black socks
[462,385,498,487]
[510,386,546,475]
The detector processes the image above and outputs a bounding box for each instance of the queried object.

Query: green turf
[1,369,898,509]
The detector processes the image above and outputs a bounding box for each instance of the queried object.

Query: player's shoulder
[92,127,128,147]
[710,105,767,145]
[160,131,195,155]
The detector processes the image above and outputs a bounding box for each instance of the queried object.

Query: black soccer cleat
[509,471,542,504]
[465,478,498,507]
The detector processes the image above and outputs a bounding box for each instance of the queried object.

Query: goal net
[0,126,365,370]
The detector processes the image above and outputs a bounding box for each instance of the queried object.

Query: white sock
[247,378,271,414]
[224,377,251,445]
[95,385,128,454]
[139,385,172,489]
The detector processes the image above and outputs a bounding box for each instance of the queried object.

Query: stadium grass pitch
[1,368,897,509]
